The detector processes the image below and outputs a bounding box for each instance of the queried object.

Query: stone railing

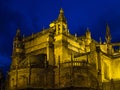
[60,60,96,72]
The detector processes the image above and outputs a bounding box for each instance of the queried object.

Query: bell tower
[56,8,68,35]
[52,8,69,65]
[49,8,68,35]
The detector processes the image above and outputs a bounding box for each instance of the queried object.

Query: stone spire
[57,8,67,23]
[14,29,22,41]
[86,27,91,39]
[105,24,112,44]
[16,29,20,37]
[13,28,24,55]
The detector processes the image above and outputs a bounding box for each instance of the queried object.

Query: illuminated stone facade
[7,8,120,90]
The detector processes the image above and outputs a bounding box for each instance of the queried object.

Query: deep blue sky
[0,0,120,71]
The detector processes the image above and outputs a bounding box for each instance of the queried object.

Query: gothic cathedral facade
[7,9,120,90]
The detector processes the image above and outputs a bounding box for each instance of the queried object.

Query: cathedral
[6,8,120,90]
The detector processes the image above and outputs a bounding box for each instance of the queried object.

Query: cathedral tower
[56,8,68,34]
[11,29,24,69]
[52,8,69,65]
[49,8,68,35]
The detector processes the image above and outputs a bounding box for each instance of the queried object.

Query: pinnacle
[60,8,64,13]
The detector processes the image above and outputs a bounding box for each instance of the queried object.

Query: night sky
[1,0,120,73]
